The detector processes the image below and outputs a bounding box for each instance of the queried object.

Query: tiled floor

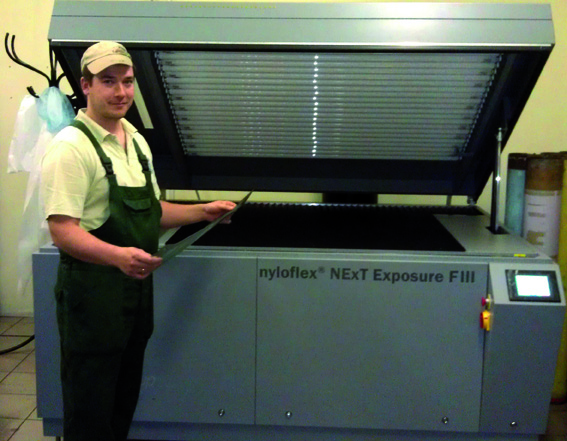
[0,316,566,441]
[0,316,55,441]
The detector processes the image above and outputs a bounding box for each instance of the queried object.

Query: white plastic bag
[7,95,42,173]
[8,88,75,297]
[16,125,54,296]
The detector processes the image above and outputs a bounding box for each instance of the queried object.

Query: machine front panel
[33,247,565,440]
[256,258,487,431]
[134,256,257,424]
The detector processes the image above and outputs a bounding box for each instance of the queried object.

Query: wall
[1,0,566,315]
[1,0,60,315]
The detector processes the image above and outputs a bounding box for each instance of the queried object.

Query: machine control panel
[506,270,561,303]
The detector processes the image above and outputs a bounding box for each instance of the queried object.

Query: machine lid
[49,1,554,199]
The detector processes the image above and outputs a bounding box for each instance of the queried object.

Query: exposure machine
[34,2,565,441]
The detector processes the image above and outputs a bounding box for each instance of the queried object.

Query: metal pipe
[490,127,503,233]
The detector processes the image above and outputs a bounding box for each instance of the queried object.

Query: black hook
[5,33,67,98]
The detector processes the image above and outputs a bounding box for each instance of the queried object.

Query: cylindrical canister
[552,152,567,403]
[522,154,563,258]
[504,153,528,236]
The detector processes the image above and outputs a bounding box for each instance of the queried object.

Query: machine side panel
[32,251,63,419]
[480,263,566,434]
[256,259,487,431]
[134,256,257,424]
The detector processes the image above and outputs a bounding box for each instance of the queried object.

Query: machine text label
[259,266,318,281]
[259,266,477,285]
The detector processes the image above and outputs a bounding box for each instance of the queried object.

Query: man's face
[81,64,135,122]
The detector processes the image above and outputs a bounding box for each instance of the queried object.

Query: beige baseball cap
[80,41,133,75]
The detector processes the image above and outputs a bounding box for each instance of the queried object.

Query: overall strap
[132,138,155,193]
[70,120,115,177]
[132,138,150,173]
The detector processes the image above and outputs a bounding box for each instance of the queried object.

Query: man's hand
[160,199,237,229]
[116,247,163,279]
[202,200,237,223]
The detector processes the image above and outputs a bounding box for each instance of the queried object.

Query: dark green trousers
[56,258,153,441]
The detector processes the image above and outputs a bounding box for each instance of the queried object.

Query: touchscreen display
[515,274,552,298]
[506,270,560,302]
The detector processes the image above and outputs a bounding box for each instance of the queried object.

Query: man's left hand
[202,200,237,223]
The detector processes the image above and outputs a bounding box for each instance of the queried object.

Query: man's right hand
[117,247,163,279]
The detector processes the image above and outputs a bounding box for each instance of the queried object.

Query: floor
[0,316,566,441]
[0,316,50,441]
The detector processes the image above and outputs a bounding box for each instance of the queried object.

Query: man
[41,41,236,440]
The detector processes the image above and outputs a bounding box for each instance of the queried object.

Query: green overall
[55,120,162,441]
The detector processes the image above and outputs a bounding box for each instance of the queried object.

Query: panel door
[135,256,257,425]
[256,258,486,432]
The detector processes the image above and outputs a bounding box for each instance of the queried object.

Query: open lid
[49,1,554,200]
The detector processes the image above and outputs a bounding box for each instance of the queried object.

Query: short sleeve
[41,137,94,220]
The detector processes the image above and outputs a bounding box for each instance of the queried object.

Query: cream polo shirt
[41,110,161,232]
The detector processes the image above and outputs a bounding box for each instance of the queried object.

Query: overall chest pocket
[123,197,152,212]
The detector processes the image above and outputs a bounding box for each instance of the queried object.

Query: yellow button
[480,311,492,331]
